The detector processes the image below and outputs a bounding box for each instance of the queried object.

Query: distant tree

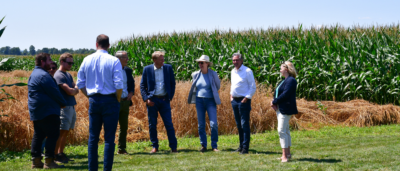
[29,45,36,55]
[60,48,69,54]
[41,47,49,54]
[49,47,59,54]
[22,49,28,55]
[36,49,42,54]
[3,46,10,55]
[10,47,21,55]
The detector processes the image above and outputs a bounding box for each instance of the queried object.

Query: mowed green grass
[1,125,399,170]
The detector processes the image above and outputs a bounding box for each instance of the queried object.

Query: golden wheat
[1,70,400,151]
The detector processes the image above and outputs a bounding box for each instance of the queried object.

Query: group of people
[27,34,298,170]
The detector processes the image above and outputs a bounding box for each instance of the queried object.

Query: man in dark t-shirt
[53,53,79,163]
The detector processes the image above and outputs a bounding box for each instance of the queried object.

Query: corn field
[1,24,399,105]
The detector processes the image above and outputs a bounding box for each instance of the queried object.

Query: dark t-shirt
[54,70,77,106]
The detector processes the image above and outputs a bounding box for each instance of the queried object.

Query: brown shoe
[118,149,129,155]
[31,157,44,169]
[150,148,158,154]
[212,148,220,152]
[171,149,178,153]
[44,157,65,169]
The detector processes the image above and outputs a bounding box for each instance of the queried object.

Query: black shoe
[232,147,243,152]
[54,153,68,164]
[200,146,207,153]
[239,148,249,154]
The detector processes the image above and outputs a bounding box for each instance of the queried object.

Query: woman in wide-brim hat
[187,55,221,152]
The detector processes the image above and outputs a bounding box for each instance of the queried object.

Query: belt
[153,95,166,99]
[233,96,245,100]
[89,93,115,97]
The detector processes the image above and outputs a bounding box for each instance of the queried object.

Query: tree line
[0,45,96,55]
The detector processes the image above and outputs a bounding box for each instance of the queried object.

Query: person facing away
[270,61,298,163]
[114,51,135,155]
[53,53,79,164]
[187,55,221,152]
[76,34,124,171]
[230,53,256,154]
[140,51,178,153]
[28,53,67,169]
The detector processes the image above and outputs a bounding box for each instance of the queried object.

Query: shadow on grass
[221,148,282,155]
[294,158,342,163]
[128,149,198,155]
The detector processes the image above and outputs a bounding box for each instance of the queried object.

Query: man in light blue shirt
[76,34,123,171]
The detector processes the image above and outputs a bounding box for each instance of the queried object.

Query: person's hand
[61,106,66,109]
[127,92,134,100]
[271,101,277,111]
[241,97,248,103]
[146,99,155,106]
[230,95,233,102]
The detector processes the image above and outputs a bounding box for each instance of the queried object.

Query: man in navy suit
[140,51,178,153]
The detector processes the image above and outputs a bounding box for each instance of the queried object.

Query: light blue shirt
[154,65,166,96]
[76,50,123,96]
[121,69,128,98]
[196,73,213,98]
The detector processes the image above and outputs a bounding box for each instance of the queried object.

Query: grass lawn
[1,125,399,170]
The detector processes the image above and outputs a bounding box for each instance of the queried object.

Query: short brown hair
[35,53,50,66]
[59,53,73,63]
[151,51,165,60]
[96,34,110,49]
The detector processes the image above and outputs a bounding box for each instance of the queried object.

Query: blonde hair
[282,61,297,78]
[151,51,165,60]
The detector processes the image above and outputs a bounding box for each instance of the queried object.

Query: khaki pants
[277,109,292,148]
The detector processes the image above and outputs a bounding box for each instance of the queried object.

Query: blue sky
[1,0,399,50]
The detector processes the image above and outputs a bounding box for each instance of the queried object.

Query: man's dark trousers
[31,114,60,158]
[147,96,177,150]
[118,100,130,150]
[88,94,120,171]
[231,97,251,150]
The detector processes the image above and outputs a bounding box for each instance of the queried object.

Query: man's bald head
[96,34,110,50]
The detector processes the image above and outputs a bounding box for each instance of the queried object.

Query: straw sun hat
[195,55,213,67]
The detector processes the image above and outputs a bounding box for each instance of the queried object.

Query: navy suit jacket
[272,76,298,115]
[123,66,135,106]
[140,64,176,101]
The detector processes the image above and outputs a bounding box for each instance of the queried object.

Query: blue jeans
[147,97,177,150]
[88,94,120,171]
[196,97,218,149]
[231,97,251,149]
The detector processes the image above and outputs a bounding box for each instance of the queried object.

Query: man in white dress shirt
[76,34,123,171]
[230,53,256,154]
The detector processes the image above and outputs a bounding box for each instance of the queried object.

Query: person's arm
[113,60,124,102]
[127,68,135,96]
[76,60,86,92]
[169,65,176,100]
[272,78,297,105]
[214,71,221,91]
[242,69,256,103]
[140,67,149,102]
[80,87,88,97]
[40,75,67,108]
[59,84,79,96]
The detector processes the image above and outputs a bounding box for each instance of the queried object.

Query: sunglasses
[198,62,204,65]
[50,67,56,70]
[66,62,74,65]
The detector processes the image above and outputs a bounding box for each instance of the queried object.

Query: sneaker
[60,152,74,161]
[199,146,207,153]
[54,153,68,164]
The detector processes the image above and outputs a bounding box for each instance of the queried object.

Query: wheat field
[1,70,400,152]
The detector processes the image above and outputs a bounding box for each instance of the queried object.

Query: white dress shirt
[154,65,166,96]
[121,69,128,98]
[76,50,123,96]
[230,65,256,99]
